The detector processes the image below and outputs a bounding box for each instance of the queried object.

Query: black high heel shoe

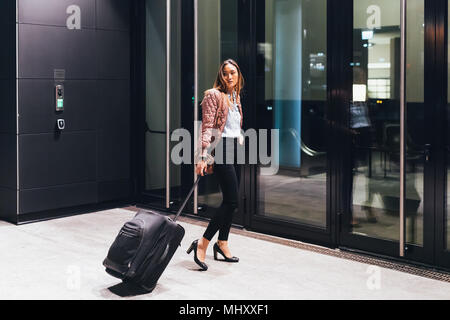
[213,243,239,263]
[187,240,208,271]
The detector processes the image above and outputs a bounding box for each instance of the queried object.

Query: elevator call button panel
[55,85,64,111]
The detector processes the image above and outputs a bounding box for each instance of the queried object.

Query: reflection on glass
[145,0,182,201]
[256,0,328,227]
[405,0,425,247]
[351,0,424,245]
[145,0,167,196]
[197,0,239,214]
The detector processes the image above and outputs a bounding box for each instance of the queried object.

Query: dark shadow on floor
[107,281,154,297]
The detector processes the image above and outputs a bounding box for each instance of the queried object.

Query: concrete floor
[0,208,450,300]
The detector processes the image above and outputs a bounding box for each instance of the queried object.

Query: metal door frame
[435,0,450,268]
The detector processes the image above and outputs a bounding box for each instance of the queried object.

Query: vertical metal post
[16,1,19,215]
[399,0,407,257]
[166,0,171,209]
[194,0,199,214]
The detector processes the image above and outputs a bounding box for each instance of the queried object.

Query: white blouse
[222,102,242,138]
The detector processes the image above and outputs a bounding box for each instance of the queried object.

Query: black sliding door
[134,0,450,270]
[338,0,440,266]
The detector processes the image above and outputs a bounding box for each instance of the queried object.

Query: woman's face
[222,63,239,92]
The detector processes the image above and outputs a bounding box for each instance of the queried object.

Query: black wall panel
[0,1,17,222]
[97,128,130,181]
[18,24,97,79]
[96,29,130,79]
[98,180,131,202]
[18,80,97,134]
[0,1,15,25]
[97,80,130,181]
[0,80,16,134]
[18,0,95,28]
[96,80,130,129]
[0,188,17,223]
[0,1,15,80]
[96,0,130,31]
[0,134,16,189]
[0,0,15,135]
[19,132,96,189]
[19,182,97,214]
[5,0,133,221]
[0,22,15,80]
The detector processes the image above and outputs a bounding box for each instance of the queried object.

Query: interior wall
[9,0,132,220]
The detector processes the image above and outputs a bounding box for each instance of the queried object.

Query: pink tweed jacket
[199,88,243,157]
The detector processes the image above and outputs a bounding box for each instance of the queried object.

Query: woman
[187,59,245,271]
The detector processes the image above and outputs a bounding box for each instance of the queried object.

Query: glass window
[196,0,240,213]
[145,0,183,201]
[255,0,328,227]
[350,0,424,246]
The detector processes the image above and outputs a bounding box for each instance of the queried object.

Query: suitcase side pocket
[103,220,145,278]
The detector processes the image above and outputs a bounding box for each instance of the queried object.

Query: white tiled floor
[0,208,449,300]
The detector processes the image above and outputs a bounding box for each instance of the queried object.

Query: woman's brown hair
[212,59,245,97]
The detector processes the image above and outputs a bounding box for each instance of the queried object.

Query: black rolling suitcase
[103,177,201,292]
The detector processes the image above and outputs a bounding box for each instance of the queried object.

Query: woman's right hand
[196,160,208,176]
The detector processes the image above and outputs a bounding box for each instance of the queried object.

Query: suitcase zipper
[121,220,145,277]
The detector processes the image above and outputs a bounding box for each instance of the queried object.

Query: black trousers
[203,137,243,241]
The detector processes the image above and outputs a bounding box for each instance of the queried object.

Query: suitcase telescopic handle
[173,176,202,222]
